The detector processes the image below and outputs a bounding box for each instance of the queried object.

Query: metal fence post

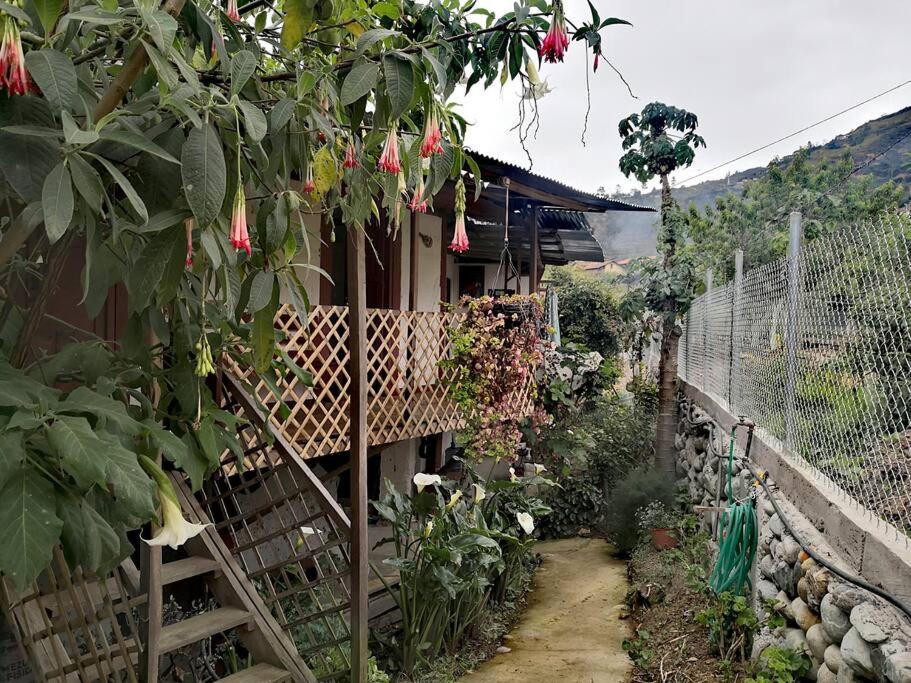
[784,212,801,447]
[727,250,743,411]
[703,269,713,391]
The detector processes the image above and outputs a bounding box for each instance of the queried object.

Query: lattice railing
[227,304,535,459]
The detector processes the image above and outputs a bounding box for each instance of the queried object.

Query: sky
[460,0,911,196]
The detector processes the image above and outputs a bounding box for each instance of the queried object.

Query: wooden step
[161,556,220,585]
[160,607,252,654]
[218,663,292,682]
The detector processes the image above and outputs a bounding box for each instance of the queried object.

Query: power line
[680,78,911,186]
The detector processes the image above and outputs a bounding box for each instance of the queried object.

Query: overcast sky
[460,1,911,196]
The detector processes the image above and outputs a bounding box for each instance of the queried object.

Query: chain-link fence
[679,211,911,537]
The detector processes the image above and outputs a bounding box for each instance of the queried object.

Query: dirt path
[463,537,632,683]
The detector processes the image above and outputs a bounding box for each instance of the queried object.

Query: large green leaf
[0,468,63,591]
[181,124,226,228]
[341,62,380,106]
[41,162,73,243]
[281,0,313,49]
[148,424,208,492]
[24,49,77,111]
[252,284,279,373]
[144,10,178,53]
[126,226,182,312]
[383,53,414,120]
[247,269,275,312]
[61,386,145,435]
[99,433,156,520]
[47,415,107,489]
[68,153,105,212]
[33,0,65,35]
[238,100,267,143]
[97,130,179,164]
[57,493,124,574]
[0,431,26,492]
[230,50,257,96]
[91,154,148,223]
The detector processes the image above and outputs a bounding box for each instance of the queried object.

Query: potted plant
[636,501,678,550]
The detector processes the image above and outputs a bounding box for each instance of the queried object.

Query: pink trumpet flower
[343,141,359,169]
[408,176,428,213]
[226,0,240,22]
[377,127,402,174]
[0,18,30,96]
[184,218,195,268]
[538,4,569,63]
[420,107,443,158]
[303,165,316,194]
[448,178,469,253]
[229,186,251,255]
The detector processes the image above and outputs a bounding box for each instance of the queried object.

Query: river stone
[883,651,911,683]
[830,584,869,612]
[808,624,835,661]
[768,513,785,537]
[825,644,843,673]
[760,553,776,580]
[817,664,836,683]
[784,627,811,655]
[770,539,780,559]
[841,628,874,678]
[808,568,831,602]
[760,532,772,554]
[822,593,852,643]
[778,536,802,564]
[675,433,686,450]
[808,655,823,681]
[835,665,861,682]
[850,603,890,644]
[758,579,779,603]
[780,591,796,618]
[676,459,688,478]
[763,498,776,516]
[793,597,821,631]
[692,435,707,452]
[799,577,810,602]
[773,559,799,595]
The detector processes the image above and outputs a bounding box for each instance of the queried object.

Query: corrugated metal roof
[466,150,654,213]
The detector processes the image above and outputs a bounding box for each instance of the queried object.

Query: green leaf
[61,7,122,25]
[42,162,73,243]
[281,0,313,50]
[98,130,179,163]
[238,100,267,143]
[68,153,105,212]
[0,2,31,23]
[100,433,156,519]
[25,49,77,111]
[126,226,182,312]
[61,111,98,145]
[383,53,414,120]
[0,468,63,591]
[47,416,109,489]
[0,431,26,491]
[148,424,208,492]
[181,123,226,228]
[230,50,257,95]
[57,493,124,573]
[421,47,447,92]
[247,269,275,312]
[341,62,380,106]
[61,386,145,435]
[144,9,178,52]
[357,28,397,54]
[90,153,148,223]
[269,98,295,133]
[252,283,279,373]
[33,0,64,34]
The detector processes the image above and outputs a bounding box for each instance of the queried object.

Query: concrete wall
[677,385,911,682]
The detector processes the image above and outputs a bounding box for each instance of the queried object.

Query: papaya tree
[0,0,631,589]
[618,102,705,480]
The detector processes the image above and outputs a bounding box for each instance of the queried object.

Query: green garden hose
[709,426,759,595]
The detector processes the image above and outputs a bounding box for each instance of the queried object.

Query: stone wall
[676,401,911,682]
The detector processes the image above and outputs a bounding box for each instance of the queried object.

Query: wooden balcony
[225,304,536,459]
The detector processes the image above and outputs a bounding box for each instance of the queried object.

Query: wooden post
[409,211,418,311]
[529,205,540,293]
[137,535,161,682]
[346,225,369,683]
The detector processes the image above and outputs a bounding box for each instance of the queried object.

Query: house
[0,153,650,683]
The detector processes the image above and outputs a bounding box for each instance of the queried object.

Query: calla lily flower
[533,463,546,475]
[473,483,486,504]
[139,456,211,550]
[517,512,535,535]
[413,472,442,493]
[446,490,463,510]
[509,467,518,482]
[423,519,434,538]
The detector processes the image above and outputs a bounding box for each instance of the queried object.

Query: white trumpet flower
[533,463,547,475]
[473,483,486,504]
[509,467,519,482]
[446,490,463,510]
[516,512,535,535]
[413,472,442,493]
[139,456,211,551]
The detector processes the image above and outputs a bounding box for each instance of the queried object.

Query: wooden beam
[440,216,449,308]
[498,177,592,212]
[345,226,369,683]
[137,534,161,682]
[408,211,418,311]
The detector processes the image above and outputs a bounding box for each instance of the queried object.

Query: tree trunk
[654,173,679,481]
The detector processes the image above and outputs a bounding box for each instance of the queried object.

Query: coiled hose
[709,426,759,595]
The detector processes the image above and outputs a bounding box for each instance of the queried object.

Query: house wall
[414,213,442,312]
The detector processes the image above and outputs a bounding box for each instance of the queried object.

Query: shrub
[746,646,812,683]
[539,474,605,538]
[605,466,675,555]
[549,267,622,359]
[696,591,760,661]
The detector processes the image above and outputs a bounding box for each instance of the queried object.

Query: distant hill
[588,105,911,261]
